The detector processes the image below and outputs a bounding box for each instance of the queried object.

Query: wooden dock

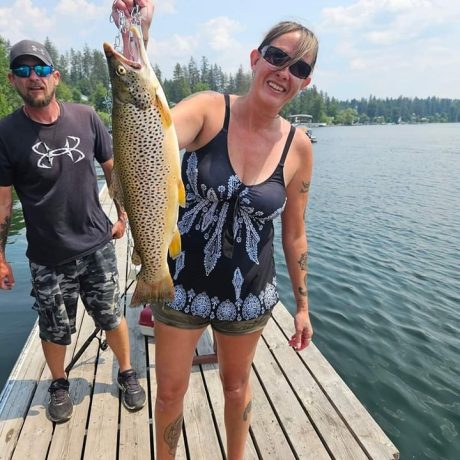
[0,187,399,460]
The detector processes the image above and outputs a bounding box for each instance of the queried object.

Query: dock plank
[119,296,151,460]
[253,331,330,459]
[47,311,101,460]
[182,361,222,459]
[0,324,45,460]
[195,330,259,460]
[262,311,368,460]
[272,305,399,460]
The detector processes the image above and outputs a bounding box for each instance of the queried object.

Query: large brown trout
[103,27,185,305]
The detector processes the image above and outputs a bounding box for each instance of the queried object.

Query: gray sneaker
[117,369,146,411]
[47,378,73,423]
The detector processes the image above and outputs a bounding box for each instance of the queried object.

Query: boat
[288,114,318,143]
[306,128,317,143]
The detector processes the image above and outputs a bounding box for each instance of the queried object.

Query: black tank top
[168,94,296,322]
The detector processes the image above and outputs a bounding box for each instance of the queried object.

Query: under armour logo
[32,136,85,168]
[31,44,46,56]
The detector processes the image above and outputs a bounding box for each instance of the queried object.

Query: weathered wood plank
[272,305,399,460]
[195,329,259,459]
[182,360,222,459]
[262,313,368,460]
[119,296,151,460]
[253,330,330,459]
[47,311,101,460]
[11,306,85,460]
[0,323,45,460]
[82,328,119,459]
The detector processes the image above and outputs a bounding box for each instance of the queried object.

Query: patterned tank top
[168,94,295,322]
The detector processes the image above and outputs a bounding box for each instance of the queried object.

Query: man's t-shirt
[0,102,113,266]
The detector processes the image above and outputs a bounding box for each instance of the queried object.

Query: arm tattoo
[298,274,308,297]
[300,180,310,194]
[0,215,11,253]
[298,252,307,271]
[243,400,252,422]
[164,413,184,456]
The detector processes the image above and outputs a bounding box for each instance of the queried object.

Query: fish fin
[155,94,172,128]
[178,178,186,207]
[129,271,174,306]
[131,247,142,265]
[168,226,182,259]
[109,166,125,209]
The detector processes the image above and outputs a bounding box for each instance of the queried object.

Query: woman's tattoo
[300,180,310,193]
[243,400,252,422]
[298,252,307,271]
[298,274,308,297]
[164,414,184,456]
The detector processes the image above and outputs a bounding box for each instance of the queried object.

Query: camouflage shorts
[30,241,122,345]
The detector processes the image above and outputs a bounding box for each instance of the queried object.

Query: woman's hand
[111,0,154,46]
[288,309,313,351]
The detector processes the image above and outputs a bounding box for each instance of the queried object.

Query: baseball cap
[9,40,53,68]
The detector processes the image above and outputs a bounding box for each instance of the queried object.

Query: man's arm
[0,186,15,289]
[100,159,127,239]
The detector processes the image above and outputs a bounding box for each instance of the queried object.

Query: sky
[1,0,459,101]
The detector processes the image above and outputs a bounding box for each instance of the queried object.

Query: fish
[103,26,185,306]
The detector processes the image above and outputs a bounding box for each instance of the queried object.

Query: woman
[113,1,318,458]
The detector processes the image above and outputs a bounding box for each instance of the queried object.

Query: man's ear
[53,70,61,86]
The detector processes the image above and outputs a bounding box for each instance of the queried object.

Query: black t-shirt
[0,102,113,265]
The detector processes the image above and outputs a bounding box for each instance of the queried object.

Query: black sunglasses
[258,45,312,80]
[11,64,54,78]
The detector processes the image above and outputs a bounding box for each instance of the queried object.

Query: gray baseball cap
[10,39,53,68]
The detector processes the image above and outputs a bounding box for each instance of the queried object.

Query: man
[0,39,146,423]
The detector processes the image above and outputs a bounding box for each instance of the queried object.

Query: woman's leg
[214,329,264,460]
[154,320,205,459]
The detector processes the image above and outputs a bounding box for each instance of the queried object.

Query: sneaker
[117,369,146,411]
[47,378,73,423]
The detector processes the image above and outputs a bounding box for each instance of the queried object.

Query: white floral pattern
[170,278,278,320]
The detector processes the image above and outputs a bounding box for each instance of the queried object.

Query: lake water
[1,123,459,459]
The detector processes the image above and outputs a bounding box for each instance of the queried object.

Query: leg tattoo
[164,413,184,457]
[243,399,252,422]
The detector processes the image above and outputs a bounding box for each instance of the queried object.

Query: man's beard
[22,87,56,108]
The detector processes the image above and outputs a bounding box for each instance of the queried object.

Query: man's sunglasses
[258,45,312,80]
[11,64,54,78]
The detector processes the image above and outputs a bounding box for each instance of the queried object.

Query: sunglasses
[11,64,54,78]
[258,45,312,79]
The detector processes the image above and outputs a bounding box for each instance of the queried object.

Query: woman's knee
[220,375,250,404]
[156,380,188,410]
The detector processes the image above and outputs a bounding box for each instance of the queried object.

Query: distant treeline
[1,36,459,125]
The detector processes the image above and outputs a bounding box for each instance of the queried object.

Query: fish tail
[168,226,181,259]
[129,272,175,307]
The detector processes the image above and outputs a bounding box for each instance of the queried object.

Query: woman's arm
[281,131,314,350]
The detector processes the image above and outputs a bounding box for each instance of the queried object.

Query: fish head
[103,26,160,110]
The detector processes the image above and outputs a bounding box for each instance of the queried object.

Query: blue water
[1,124,459,459]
